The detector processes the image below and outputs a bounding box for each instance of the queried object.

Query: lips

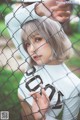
[33,55,42,61]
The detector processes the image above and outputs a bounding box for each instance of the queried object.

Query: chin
[36,61,44,66]
[36,61,49,66]
[37,63,43,66]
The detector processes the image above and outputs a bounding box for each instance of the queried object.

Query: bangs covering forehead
[21,20,41,44]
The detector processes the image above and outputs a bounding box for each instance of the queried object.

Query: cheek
[37,44,46,52]
[39,43,51,54]
[43,43,51,51]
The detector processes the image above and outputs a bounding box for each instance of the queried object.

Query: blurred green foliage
[0,20,10,38]
[0,67,23,119]
[0,3,12,20]
[73,5,80,16]
[66,33,80,78]
[0,3,12,38]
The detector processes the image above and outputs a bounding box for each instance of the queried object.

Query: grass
[0,67,23,120]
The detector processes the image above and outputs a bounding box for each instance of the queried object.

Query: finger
[30,91,38,99]
[41,89,46,96]
[36,92,42,99]
[30,91,41,103]
[41,89,49,101]
[55,11,71,17]
[58,4,71,12]
[54,16,69,23]
[57,2,71,7]
[30,91,36,96]
[51,5,71,12]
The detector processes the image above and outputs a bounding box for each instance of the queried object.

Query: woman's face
[25,34,53,65]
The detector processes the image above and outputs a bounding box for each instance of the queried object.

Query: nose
[30,44,36,53]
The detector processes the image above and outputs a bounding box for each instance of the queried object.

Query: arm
[5,3,41,60]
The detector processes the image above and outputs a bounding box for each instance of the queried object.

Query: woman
[5,1,73,119]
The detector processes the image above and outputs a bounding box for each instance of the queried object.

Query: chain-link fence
[0,0,80,120]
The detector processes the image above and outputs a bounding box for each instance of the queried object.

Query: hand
[30,89,49,120]
[35,0,72,23]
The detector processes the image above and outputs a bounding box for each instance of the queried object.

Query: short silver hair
[21,18,73,65]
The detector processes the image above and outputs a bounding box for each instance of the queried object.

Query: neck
[47,60,63,65]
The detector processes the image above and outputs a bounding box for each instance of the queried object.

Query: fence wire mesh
[0,0,80,120]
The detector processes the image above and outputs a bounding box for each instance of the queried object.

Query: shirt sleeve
[62,84,80,120]
[5,3,41,60]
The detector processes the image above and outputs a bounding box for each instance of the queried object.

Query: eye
[35,37,42,42]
